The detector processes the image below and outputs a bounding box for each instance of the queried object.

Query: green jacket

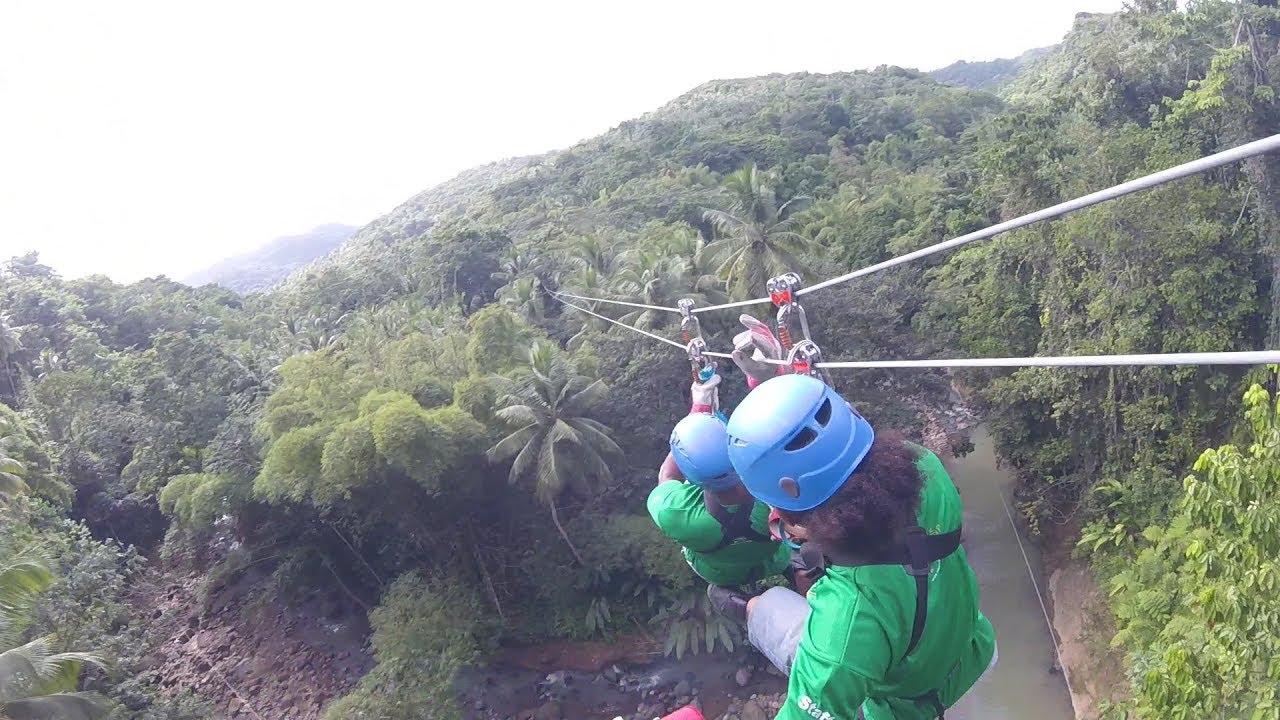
[778,447,996,720]
[647,481,791,587]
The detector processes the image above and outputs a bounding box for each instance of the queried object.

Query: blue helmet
[726,374,874,511]
[669,413,740,492]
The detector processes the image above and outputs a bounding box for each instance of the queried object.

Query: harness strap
[703,494,771,552]
[826,525,961,720]
[907,689,947,719]
[825,525,962,659]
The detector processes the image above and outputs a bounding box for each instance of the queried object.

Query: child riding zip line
[647,317,793,588]
[706,316,997,720]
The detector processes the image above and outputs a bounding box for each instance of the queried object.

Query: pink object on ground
[660,706,705,720]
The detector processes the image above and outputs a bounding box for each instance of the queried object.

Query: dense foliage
[2,1,1279,716]
[1091,380,1280,718]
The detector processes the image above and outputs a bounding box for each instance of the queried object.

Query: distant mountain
[183,223,358,293]
[929,46,1053,90]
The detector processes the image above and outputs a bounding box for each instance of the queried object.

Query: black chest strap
[702,494,772,552]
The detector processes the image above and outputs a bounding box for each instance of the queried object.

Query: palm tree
[491,250,542,288]
[496,277,546,322]
[565,235,619,277]
[0,553,106,718]
[612,251,696,330]
[702,163,815,300]
[643,224,729,307]
[487,343,622,564]
[557,266,613,348]
[0,315,24,405]
[0,418,28,496]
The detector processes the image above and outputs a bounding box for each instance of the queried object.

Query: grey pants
[746,587,811,674]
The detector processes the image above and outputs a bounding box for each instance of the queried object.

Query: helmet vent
[815,399,833,426]
[785,427,817,451]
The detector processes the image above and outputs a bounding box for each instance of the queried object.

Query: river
[947,427,1075,719]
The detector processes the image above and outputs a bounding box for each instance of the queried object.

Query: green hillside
[929,46,1053,90]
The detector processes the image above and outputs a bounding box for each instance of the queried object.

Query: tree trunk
[1224,9,1280,346]
[1247,152,1280,348]
[467,525,505,620]
[2,362,17,408]
[548,499,585,565]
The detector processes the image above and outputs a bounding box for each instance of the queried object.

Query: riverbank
[453,646,787,720]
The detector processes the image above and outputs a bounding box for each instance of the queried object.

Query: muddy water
[947,427,1075,719]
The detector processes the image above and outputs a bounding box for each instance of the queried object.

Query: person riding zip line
[647,317,792,588]
[710,326,997,720]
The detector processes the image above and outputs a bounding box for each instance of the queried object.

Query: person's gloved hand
[691,366,721,412]
[690,371,721,414]
[731,314,785,387]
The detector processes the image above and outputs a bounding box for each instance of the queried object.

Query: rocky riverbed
[454,646,788,720]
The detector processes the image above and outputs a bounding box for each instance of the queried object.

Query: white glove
[690,372,721,412]
[731,315,784,386]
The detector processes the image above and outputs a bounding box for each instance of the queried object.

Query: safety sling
[815,524,963,719]
[702,494,772,552]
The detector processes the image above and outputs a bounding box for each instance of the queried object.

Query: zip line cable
[555,290,1280,369]
[551,291,682,313]
[556,291,737,359]
[811,350,1280,369]
[551,135,1280,369]
[554,294,687,350]
[689,133,1280,314]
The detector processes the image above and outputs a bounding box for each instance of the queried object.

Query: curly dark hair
[778,431,924,557]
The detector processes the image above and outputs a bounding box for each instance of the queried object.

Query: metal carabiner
[686,337,714,377]
[768,273,812,354]
[678,298,713,377]
[678,298,700,346]
[686,336,723,417]
[786,339,836,389]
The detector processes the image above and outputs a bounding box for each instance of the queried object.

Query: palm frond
[495,404,540,428]
[776,195,812,219]
[574,442,615,488]
[562,380,610,417]
[486,424,539,464]
[535,438,566,503]
[1,691,108,720]
[548,420,582,448]
[0,637,104,698]
[509,428,545,482]
[566,418,623,460]
[0,558,53,620]
[701,209,748,235]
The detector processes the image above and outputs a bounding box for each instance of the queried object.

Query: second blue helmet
[670,413,740,492]
[726,374,874,511]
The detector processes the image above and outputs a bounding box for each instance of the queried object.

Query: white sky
[0,0,1125,283]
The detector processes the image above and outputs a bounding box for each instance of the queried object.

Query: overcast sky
[0,0,1125,283]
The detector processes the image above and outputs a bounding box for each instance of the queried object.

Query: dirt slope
[134,568,373,719]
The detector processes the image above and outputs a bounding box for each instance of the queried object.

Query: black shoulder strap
[824,525,962,660]
[901,526,961,657]
[703,494,772,552]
